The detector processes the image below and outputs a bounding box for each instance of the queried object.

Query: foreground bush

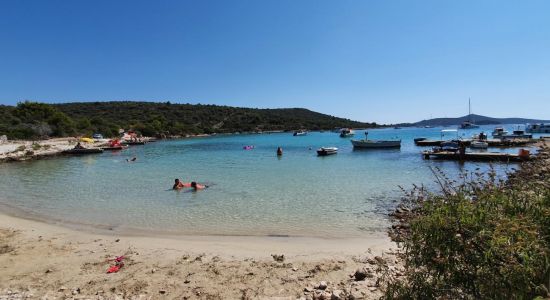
[384,147,550,299]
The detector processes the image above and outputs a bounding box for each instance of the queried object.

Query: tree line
[0,101,378,139]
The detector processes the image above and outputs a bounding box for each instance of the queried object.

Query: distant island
[405,114,550,127]
[0,101,378,139]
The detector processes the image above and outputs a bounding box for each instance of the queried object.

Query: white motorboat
[339,128,355,137]
[492,127,508,138]
[317,147,338,156]
[293,130,307,136]
[470,141,488,149]
[351,139,401,149]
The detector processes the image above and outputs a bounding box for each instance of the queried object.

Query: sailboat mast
[468,97,472,122]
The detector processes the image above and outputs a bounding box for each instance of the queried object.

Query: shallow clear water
[0,125,535,237]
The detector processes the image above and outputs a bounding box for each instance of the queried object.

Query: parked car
[92,133,104,140]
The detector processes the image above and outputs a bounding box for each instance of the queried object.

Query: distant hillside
[413,114,550,127]
[0,101,377,139]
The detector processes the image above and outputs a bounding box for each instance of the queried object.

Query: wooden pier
[422,150,530,162]
[414,139,534,147]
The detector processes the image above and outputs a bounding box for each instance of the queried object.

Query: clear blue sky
[1,0,549,124]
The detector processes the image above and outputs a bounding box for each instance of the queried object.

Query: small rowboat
[317,147,338,156]
[62,148,103,155]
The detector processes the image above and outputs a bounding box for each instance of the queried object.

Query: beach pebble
[45,268,53,274]
[331,289,343,300]
[159,290,166,294]
[115,239,120,242]
[58,286,67,292]
[317,281,327,290]
[353,268,372,281]
[304,287,314,293]
[271,254,285,262]
[292,267,298,271]
[374,256,385,265]
[151,268,157,273]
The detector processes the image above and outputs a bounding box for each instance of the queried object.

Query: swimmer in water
[190,181,207,190]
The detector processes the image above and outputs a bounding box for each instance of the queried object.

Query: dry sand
[0,213,399,299]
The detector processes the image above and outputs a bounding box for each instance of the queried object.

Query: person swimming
[173,179,206,190]
[276,147,283,156]
[190,181,207,190]
[172,178,185,190]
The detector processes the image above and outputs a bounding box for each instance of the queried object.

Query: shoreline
[0,212,393,259]
[0,211,397,299]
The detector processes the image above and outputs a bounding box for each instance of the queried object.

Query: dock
[414,139,535,147]
[422,150,530,162]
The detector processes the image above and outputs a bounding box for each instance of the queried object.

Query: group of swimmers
[172,178,207,191]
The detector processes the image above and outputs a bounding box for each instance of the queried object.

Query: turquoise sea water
[0,125,537,238]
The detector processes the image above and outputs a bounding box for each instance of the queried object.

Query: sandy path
[0,213,399,299]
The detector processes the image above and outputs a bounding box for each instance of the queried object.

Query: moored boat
[62,148,103,155]
[101,145,128,151]
[293,130,307,136]
[122,141,147,145]
[459,98,480,129]
[526,123,550,133]
[414,137,427,143]
[339,128,355,137]
[500,129,532,140]
[317,147,338,156]
[492,127,508,138]
[470,141,488,149]
[460,121,480,129]
[351,139,401,148]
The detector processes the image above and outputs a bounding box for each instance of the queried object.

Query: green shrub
[384,150,550,299]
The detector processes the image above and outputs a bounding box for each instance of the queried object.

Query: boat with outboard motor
[470,141,488,149]
[492,127,508,138]
[339,128,355,137]
[293,130,307,136]
[317,147,338,156]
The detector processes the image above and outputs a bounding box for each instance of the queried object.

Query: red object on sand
[107,265,121,273]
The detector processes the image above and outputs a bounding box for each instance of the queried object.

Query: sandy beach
[0,212,399,299]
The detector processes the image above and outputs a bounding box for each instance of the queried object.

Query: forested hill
[413,114,550,127]
[0,101,377,139]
